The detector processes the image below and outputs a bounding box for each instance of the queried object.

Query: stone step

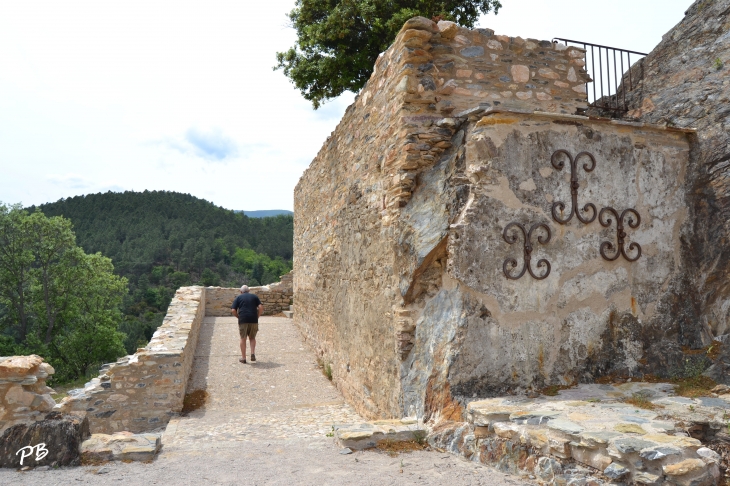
[289,304,294,312]
[283,310,294,319]
[431,383,727,485]
[335,418,425,450]
[81,431,161,463]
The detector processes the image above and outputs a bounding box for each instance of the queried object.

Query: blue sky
[0,1,692,211]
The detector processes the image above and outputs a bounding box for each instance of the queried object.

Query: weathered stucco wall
[205,272,293,317]
[401,111,693,419]
[56,286,205,433]
[0,355,56,433]
[295,16,709,422]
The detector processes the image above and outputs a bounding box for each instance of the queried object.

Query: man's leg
[249,337,256,356]
[240,337,247,360]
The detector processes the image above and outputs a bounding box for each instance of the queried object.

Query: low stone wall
[55,286,206,434]
[205,272,293,317]
[0,355,56,433]
[429,383,726,485]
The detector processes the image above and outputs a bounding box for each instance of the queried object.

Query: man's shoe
[239,357,246,364]
[251,354,256,362]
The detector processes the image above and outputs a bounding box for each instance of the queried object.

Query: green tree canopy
[0,203,127,382]
[34,191,293,355]
[275,0,502,108]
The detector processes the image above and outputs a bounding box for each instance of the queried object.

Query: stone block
[81,431,161,463]
[0,412,90,468]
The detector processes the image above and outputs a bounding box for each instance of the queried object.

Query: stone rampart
[0,355,56,433]
[55,286,205,433]
[204,272,293,317]
[295,17,701,422]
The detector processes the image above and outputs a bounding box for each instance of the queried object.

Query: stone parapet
[0,355,56,433]
[205,271,294,317]
[55,286,206,434]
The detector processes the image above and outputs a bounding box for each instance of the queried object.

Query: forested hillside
[35,191,293,355]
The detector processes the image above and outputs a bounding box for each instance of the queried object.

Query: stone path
[163,316,363,446]
[1,317,524,484]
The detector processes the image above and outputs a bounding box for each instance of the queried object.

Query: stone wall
[612,0,730,377]
[0,355,56,433]
[294,17,704,422]
[204,271,293,317]
[55,286,205,433]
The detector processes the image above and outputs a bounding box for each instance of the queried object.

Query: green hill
[34,190,293,353]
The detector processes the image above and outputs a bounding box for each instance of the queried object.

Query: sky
[0,1,693,211]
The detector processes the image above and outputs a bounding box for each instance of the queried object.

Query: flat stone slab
[81,432,161,463]
[463,383,725,484]
[335,418,425,450]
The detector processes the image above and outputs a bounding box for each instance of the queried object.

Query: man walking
[231,285,263,364]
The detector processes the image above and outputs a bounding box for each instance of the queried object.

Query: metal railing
[553,38,647,113]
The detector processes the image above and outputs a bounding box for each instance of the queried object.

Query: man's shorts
[238,323,258,339]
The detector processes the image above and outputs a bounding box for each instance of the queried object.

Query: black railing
[553,38,647,113]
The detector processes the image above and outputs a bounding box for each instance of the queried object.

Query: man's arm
[231,298,238,318]
[257,304,263,318]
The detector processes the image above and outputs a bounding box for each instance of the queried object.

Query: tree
[0,204,127,382]
[275,0,502,108]
[0,204,34,341]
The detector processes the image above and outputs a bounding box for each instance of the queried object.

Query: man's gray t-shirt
[231,293,261,324]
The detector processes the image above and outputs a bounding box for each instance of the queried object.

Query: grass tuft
[623,392,664,410]
[375,439,428,456]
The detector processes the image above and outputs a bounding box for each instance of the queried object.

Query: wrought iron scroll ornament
[551,150,597,225]
[598,207,642,262]
[503,222,552,280]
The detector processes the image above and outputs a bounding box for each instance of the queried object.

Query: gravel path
[0,316,526,485]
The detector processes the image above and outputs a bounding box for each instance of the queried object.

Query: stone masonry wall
[0,355,56,433]
[295,17,590,420]
[294,17,703,422]
[204,272,293,317]
[55,286,205,433]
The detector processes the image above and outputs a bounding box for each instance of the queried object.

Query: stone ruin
[294,3,729,426]
[0,273,293,466]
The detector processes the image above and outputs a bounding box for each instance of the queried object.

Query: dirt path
[0,316,526,485]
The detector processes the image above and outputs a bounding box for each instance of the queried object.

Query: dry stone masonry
[55,286,206,434]
[205,271,293,317]
[44,273,292,435]
[430,383,729,486]
[0,355,56,433]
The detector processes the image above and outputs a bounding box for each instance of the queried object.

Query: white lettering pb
[15,443,49,465]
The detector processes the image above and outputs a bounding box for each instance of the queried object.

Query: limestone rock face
[0,412,89,468]
[617,0,730,352]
